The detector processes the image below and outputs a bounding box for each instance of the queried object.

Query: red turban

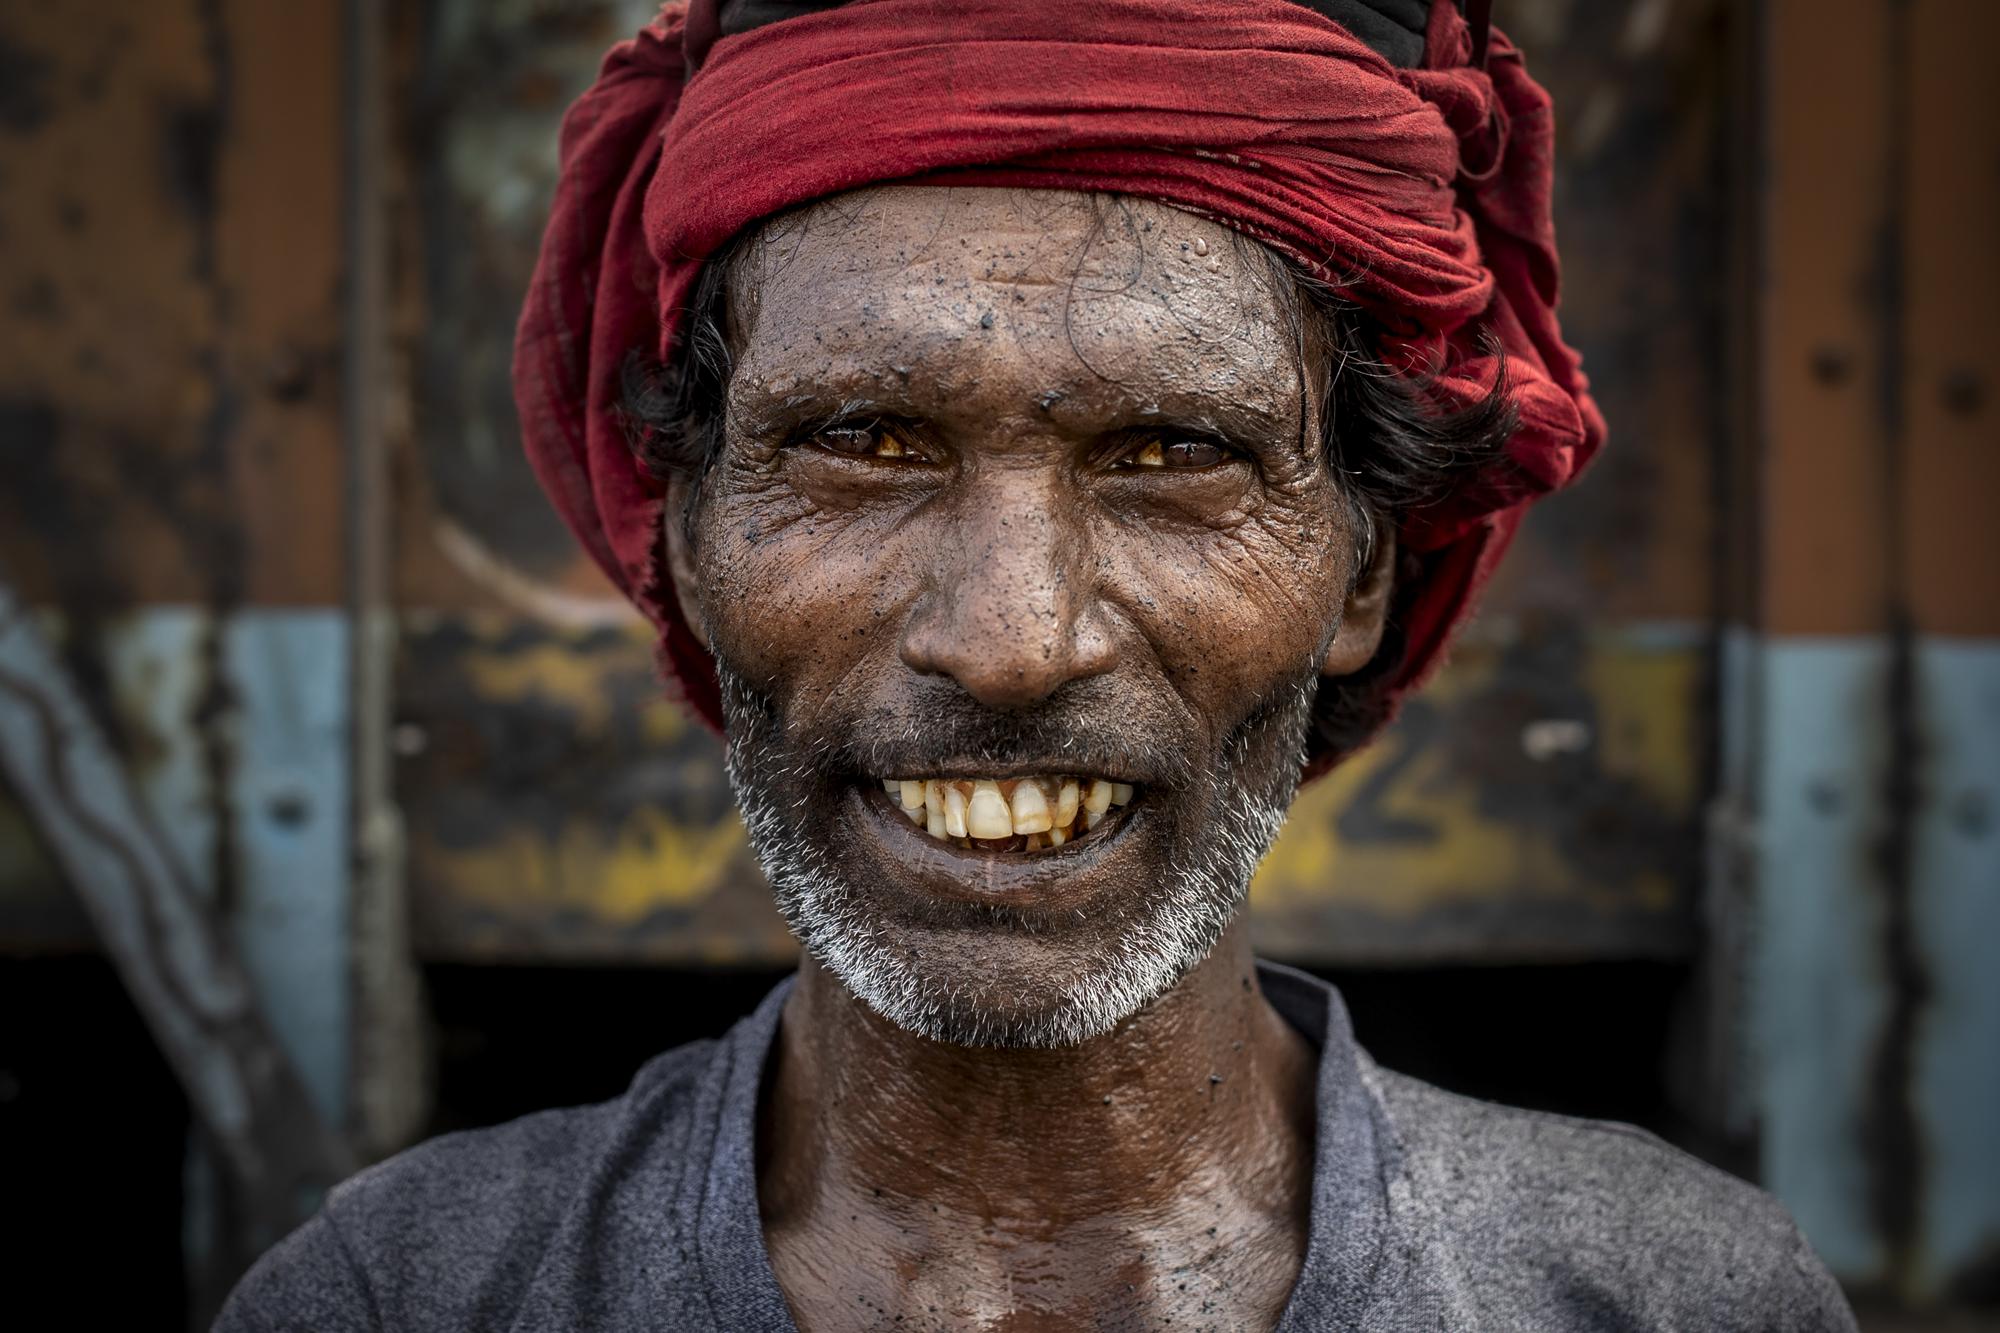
[513,0,1605,777]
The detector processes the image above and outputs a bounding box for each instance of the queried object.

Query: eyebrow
[729,368,1307,456]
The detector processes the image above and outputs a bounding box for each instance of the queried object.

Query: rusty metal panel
[1902,1,2000,638]
[399,613,790,962]
[1759,0,1899,639]
[1908,641,2000,1298]
[1252,624,1699,961]
[1747,0,2000,1302]
[0,0,351,932]
[0,609,219,948]
[0,589,353,1278]
[392,0,1729,965]
[0,0,364,1311]
[393,0,660,614]
[1483,0,1732,626]
[0,1,348,610]
[0,605,354,1121]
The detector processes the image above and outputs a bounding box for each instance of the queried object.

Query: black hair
[621,224,1516,756]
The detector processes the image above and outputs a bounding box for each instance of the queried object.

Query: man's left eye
[1125,437,1228,469]
[812,424,921,461]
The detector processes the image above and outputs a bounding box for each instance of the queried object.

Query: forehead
[727,186,1301,428]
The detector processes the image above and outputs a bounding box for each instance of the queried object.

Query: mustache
[732,670,1201,788]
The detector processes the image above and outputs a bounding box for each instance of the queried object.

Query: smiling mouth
[873,775,1136,853]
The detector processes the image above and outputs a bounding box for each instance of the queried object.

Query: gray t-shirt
[217,963,1856,1330]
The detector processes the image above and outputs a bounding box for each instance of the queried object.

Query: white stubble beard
[718,664,1316,1049]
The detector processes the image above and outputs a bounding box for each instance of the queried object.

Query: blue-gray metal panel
[1911,639,2000,1291]
[224,611,352,1129]
[1754,638,1893,1281]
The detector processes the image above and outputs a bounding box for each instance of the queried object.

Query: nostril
[897,597,1116,710]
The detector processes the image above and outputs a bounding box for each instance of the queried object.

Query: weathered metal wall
[1738,0,2000,1303]
[0,0,358,1079]
[0,0,350,966]
[389,0,1731,966]
[0,2,411,1317]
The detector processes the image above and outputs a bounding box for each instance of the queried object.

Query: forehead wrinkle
[737,281,1299,432]
[725,186,1310,448]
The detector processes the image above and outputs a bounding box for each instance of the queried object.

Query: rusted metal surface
[0,1,348,611]
[0,0,350,927]
[1747,0,2000,1303]
[394,0,659,612]
[1901,0,2000,1301]
[1484,0,1732,626]
[0,2,388,1318]
[400,613,792,962]
[1252,622,1699,962]
[393,0,1730,966]
[1901,2,2000,639]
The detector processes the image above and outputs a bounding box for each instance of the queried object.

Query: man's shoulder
[1367,1062,1856,1331]
[217,1037,722,1332]
[331,1035,716,1249]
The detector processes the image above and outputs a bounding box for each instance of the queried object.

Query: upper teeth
[878,775,1134,848]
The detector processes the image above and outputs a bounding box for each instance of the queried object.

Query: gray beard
[719,663,1315,1049]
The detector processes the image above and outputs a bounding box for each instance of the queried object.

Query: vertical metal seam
[1700,0,1775,1145]
[1862,0,1928,1296]
[343,0,427,1160]
[191,0,243,924]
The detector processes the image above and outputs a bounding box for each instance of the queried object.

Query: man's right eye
[811,423,923,461]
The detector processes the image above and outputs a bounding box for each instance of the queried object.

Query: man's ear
[1320,526,1395,679]
[660,475,712,653]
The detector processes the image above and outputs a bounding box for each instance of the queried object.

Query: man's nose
[896,469,1118,709]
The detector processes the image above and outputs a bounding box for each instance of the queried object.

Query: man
[222,0,1857,1328]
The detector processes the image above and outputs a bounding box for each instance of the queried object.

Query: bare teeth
[876,776,1136,851]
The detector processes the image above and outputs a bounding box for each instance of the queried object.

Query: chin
[797,890,1235,1049]
[738,776,1274,1048]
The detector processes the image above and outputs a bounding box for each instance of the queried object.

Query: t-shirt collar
[693,962,1392,1329]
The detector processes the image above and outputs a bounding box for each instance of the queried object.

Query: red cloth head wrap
[513,0,1605,776]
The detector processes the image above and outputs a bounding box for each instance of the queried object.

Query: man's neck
[758,923,1317,1329]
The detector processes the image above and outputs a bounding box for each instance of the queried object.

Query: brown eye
[1162,439,1225,468]
[1125,436,1228,469]
[814,424,916,460]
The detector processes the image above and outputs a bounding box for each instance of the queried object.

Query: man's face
[669,186,1378,1046]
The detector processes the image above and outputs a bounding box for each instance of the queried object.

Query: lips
[874,775,1136,852]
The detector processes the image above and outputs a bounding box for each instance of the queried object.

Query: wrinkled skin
[664,186,1393,1330]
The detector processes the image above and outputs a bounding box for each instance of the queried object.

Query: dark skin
[664,187,1394,1330]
